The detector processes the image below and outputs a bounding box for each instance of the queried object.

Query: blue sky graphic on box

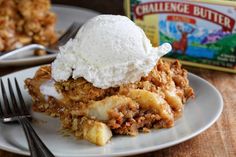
[158,14,232,59]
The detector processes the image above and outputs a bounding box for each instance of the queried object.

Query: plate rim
[0,65,224,157]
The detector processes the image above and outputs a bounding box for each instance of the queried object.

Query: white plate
[0,5,99,67]
[0,66,223,157]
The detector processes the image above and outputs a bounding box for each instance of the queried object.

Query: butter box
[125,0,236,73]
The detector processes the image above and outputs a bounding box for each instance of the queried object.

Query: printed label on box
[125,0,236,73]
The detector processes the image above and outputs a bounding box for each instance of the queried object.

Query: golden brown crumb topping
[25,59,194,143]
[55,78,119,103]
[0,0,57,52]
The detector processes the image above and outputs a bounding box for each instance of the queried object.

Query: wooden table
[0,65,235,157]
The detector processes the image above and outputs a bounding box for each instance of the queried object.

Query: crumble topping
[0,0,57,53]
[25,59,194,145]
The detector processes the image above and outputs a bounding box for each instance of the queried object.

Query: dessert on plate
[0,0,57,55]
[25,15,194,146]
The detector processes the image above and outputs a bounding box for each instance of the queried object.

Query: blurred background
[52,0,125,15]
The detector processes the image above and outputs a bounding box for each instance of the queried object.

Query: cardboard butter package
[125,0,236,73]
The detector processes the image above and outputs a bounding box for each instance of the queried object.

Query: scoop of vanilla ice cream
[52,15,171,89]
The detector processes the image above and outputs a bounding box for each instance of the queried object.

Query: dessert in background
[0,0,57,54]
[25,15,194,146]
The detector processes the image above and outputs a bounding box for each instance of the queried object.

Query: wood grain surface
[0,1,236,157]
[0,65,235,157]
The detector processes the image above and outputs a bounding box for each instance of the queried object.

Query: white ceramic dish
[0,5,99,67]
[0,66,223,157]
